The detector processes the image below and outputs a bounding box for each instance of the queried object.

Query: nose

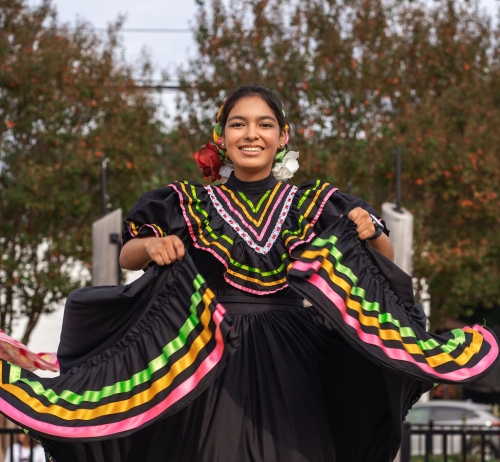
[244,124,259,140]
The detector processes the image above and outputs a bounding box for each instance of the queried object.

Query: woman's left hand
[347,207,395,261]
[347,207,377,240]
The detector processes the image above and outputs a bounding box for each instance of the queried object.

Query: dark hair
[218,85,287,133]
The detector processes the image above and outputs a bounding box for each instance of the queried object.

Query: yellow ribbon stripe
[129,222,164,238]
[302,248,483,368]
[179,183,231,259]
[302,183,330,221]
[220,184,281,227]
[284,183,330,247]
[1,290,217,421]
[179,183,287,288]
[226,269,287,287]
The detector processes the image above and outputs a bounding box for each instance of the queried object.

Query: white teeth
[241,147,262,152]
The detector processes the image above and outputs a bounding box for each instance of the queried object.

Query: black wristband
[367,214,384,240]
[367,226,383,240]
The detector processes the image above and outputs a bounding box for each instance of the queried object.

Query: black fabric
[44,298,421,462]
[57,266,170,373]
[224,171,278,193]
[5,176,438,462]
[287,217,498,383]
[0,257,237,447]
[363,243,416,312]
[121,179,388,288]
[315,190,389,237]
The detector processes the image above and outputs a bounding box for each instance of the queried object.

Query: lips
[239,146,264,154]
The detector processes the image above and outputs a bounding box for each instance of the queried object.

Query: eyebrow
[227,115,277,123]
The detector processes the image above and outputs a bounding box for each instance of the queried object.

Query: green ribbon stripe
[190,184,291,277]
[151,223,166,238]
[10,274,214,406]
[282,214,307,239]
[186,186,290,276]
[310,236,467,354]
[187,184,233,245]
[297,179,321,209]
[230,258,286,277]
[283,181,325,239]
[237,190,271,214]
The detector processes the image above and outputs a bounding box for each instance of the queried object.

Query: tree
[0,0,169,343]
[176,0,500,326]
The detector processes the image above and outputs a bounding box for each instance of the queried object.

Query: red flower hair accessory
[193,142,224,182]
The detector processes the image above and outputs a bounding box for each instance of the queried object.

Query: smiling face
[223,96,286,182]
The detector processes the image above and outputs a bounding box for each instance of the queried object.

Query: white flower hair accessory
[272,151,300,181]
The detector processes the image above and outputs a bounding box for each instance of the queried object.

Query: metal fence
[400,421,500,462]
[0,428,38,462]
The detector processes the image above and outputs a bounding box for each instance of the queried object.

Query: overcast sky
[27,0,499,119]
[27,0,200,120]
[35,0,499,70]
[33,0,199,75]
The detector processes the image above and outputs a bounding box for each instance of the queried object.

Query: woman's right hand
[120,235,185,271]
[144,236,185,266]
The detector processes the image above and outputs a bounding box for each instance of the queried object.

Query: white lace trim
[205,185,298,255]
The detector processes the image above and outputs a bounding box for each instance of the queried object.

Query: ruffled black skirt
[42,297,422,462]
[0,218,497,462]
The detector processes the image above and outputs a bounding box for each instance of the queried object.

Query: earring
[279,143,284,148]
[221,142,226,148]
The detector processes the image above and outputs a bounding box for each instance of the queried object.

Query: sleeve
[315,190,389,237]
[121,186,187,247]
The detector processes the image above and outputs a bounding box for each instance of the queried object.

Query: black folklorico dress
[0,173,497,462]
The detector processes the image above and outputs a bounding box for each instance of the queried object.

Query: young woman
[0,85,496,462]
[119,90,394,269]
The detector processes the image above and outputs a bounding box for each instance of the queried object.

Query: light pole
[92,156,122,285]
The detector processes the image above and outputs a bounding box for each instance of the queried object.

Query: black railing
[401,421,500,462]
[0,428,37,462]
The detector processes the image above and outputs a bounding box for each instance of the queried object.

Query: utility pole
[381,147,414,275]
[92,156,122,286]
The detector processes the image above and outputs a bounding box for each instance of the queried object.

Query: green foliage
[0,0,169,342]
[175,0,500,326]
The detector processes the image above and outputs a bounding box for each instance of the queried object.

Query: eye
[229,122,244,128]
[261,122,273,128]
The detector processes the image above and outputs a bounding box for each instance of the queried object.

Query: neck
[225,171,277,193]
[233,168,272,182]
